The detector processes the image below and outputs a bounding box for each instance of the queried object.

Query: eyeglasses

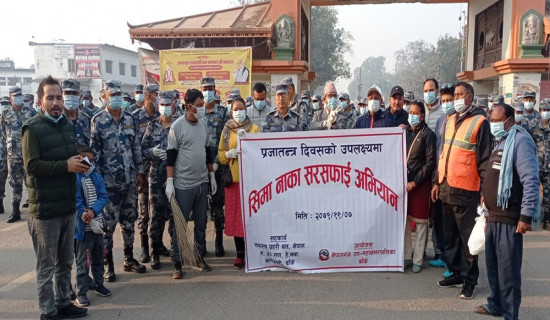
[441,83,455,90]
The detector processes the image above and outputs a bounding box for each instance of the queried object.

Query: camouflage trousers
[209,169,225,232]
[0,159,7,199]
[8,158,26,204]
[137,180,150,236]
[103,185,137,255]
[541,171,550,223]
[149,181,174,255]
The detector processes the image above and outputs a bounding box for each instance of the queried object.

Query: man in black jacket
[385,85,409,128]
[23,75,90,319]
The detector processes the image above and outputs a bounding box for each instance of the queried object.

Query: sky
[2,0,467,92]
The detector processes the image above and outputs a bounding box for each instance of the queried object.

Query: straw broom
[170,195,200,269]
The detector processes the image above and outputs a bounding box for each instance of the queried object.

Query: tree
[310,6,353,94]
[347,56,394,100]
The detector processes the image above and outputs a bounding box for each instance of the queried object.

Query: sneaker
[437,274,463,288]
[443,269,453,278]
[197,257,212,272]
[233,257,244,269]
[412,264,421,273]
[40,313,60,320]
[75,295,89,307]
[57,303,87,319]
[94,284,111,297]
[460,284,476,300]
[172,268,184,279]
[404,260,413,270]
[429,258,447,268]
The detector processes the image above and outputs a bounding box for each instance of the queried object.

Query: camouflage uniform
[263,108,303,132]
[90,109,144,256]
[205,104,229,232]
[65,110,91,147]
[0,123,7,207]
[533,120,550,224]
[289,95,309,131]
[132,107,160,243]
[141,115,179,257]
[524,110,541,134]
[1,106,36,206]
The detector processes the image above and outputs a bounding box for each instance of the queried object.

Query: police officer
[263,83,302,132]
[128,85,144,113]
[122,92,133,112]
[512,102,528,131]
[132,84,163,263]
[339,92,357,128]
[61,79,91,148]
[533,101,550,231]
[23,94,35,110]
[523,91,540,133]
[90,80,146,280]
[282,77,308,131]
[81,90,101,118]
[0,97,9,214]
[310,94,322,121]
[201,76,229,257]
[247,83,272,132]
[141,91,180,273]
[3,86,37,223]
[301,90,315,126]
[403,91,414,112]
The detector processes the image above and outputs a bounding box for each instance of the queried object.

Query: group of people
[6,72,547,320]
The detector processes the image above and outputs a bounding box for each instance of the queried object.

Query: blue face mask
[44,111,63,123]
[135,93,144,103]
[122,100,132,110]
[524,101,535,110]
[254,100,267,111]
[83,100,90,108]
[154,96,160,109]
[490,120,509,140]
[514,114,524,123]
[84,165,95,177]
[24,101,31,109]
[0,104,10,112]
[158,105,173,117]
[408,114,420,127]
[542,111,550,120]
[312,102,320,110]
[109,96,123,110]
[340,101,348,109]
[202,90,215,104]
[302,99,309,106]
[441,102,455,115]
[63,95,80,111]
[12,96,24,106]
[328,97,339,110]
[424,91,437,105]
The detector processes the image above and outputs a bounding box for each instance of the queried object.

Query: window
[68,59,75,73]
[8,77,18,86]
[106,60,113,74]
[131,65,137,77]
[0,78,6,86]
[23,77,32,84]
[119,62,125,76]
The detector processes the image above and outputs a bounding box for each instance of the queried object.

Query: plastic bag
[468,205,486,255]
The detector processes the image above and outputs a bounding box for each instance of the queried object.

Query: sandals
[474,305,503,317]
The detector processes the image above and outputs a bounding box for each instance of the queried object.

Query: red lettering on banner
[248,182,273,216]
[303,162,351,187]
[355,167,399,212]
[275,168,301,194]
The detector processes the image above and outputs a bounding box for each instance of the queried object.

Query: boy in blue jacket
[74,146,110,307]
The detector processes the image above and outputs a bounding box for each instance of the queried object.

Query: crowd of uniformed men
[3,74,549,320]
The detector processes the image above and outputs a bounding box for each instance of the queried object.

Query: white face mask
[454,98,468,113]
[194,106,205,119]
[367,100,380,113]
[232,110,246,124]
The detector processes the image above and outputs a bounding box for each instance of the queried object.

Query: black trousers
[442,203,479,285]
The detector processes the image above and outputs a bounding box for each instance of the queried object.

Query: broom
[170,195,200,270]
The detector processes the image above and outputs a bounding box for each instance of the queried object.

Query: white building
[30,42,140,104]
[0,60,34,97]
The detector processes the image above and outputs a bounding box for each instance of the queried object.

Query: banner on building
[53,45,74,59]
[74,45,101,78]
[239,128,407,274]
[159,47,252,99]
[138,48,160,86]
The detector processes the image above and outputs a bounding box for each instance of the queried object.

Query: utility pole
[357,67,363,101]
[459,10,467,72]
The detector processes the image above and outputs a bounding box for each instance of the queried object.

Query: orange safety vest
[438,114,486,191]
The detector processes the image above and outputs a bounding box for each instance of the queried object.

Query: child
[74,146,110,307]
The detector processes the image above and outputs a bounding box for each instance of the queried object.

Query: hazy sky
[2,0,466,91]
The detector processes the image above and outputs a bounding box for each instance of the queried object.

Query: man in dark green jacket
[22,75,90,320]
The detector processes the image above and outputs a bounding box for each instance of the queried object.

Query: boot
[151,254,160,270]
[123,248,146,273]
[215,230,225,257]
[139,234,150,263]
[104,251,116,282]
[0,199,4,214]
[7,203,21,223]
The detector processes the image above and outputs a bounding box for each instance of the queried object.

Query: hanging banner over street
[239,128,407,274]
[159,47,252,99]
[138,48,160,85]
[74,45,101,78]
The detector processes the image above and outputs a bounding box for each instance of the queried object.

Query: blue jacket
[353,110,393,129]
[74,170,108,241]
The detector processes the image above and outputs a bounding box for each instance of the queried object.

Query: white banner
[239,128,407,273]
[53,44,74,59]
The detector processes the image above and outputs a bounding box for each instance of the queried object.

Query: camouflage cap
[358,98,367,105]
[230,88,241,98]
[214,94,221,101]
[275,84,289,94]
[477,97,488,107]
[200,77,215,87]
[9,86,22,96]
[144,83,160,94]
[540,101,550,110]
[523,91,536,99]
[0,96,10,103]
[134,84,144,92]
[339,93,350,100]
[280,76,294,87]
[312,94,322,102]
[61,79,81,92]
[122,92,131,99]
[300,90,311,99]
[172,90,180,99]
[404,90,414,102]
[82,90,92,98]
[103,80,122,94]
[159,90,174,104]
[512,101,524,112]
[492,94,505,105]
[23,94,34,101]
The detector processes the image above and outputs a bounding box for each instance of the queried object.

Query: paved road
[0,188,549,319]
